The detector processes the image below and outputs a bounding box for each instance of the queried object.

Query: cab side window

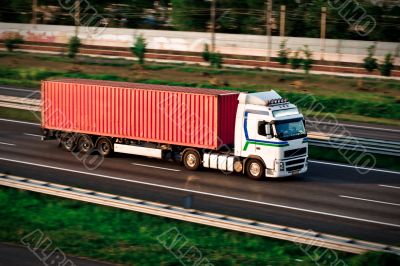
[258,121,267,136]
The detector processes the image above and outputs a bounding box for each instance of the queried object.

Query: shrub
[290,51,302,70]
[202,44,223,69]
[302,45,313,74]
[209,52,223,69]
[4,37,24,52]
[131,35,147,65]
[277,40,290,65]
[363,45,378,72]
[67,36,81,59]
[379,53,394,76]
[202,44,210,62]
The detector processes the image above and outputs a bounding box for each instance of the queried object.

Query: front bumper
[266,156,308,178]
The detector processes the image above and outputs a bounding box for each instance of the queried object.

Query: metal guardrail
[0,95,40,112]
[308,132,400,157]
[1,95,399,157]
[1,173,399,255]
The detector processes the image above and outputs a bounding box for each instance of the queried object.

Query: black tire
[96,138,113,157]
[183,149,201,171]
[245,159,265,180]
[60,133,77,152]
[77,135,94,154]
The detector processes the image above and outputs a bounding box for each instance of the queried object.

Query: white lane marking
[24,133,42,138]
[340,195,400,207]
[309,121,400,133]
[132,163,181,172]
[0,118,40,126]
[309,160,400,175]
[0,157,399,228]
[379,184,400,190]
[0,86,37,93]
[0,142,16,146]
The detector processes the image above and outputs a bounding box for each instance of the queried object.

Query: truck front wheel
[246,159,265,180]
[183,149,201,171]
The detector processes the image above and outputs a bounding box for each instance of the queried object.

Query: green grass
[0,107,40,123]
[309,146,400,171]
[2,186,398,266]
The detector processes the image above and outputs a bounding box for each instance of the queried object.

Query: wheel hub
[249,162,261,176]
[186,154,197,167]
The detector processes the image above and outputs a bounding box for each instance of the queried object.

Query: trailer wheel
[183,149,201,171]
[96,138,113,157]
[78,135,94,154]
[60,133,77,152]
[246,159,265,180]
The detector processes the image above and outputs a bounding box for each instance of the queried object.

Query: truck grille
[286,158,305,166]
[286,164,304,172]
[284,147,307,158]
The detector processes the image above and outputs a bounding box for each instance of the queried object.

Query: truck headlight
[280,162,284,171]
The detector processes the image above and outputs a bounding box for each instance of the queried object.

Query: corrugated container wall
[42,79,239,149]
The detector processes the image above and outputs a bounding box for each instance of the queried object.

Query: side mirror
[265,124,272,139]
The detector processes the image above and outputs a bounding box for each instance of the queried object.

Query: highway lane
[0,86,40,99]
[1,86,400,141]
[1,119,399,245]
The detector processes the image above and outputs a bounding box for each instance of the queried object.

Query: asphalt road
[0,119,399,246]
[1,86,400,141]
[0,243,114,266]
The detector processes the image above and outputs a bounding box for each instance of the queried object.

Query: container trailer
[41,79,308,180]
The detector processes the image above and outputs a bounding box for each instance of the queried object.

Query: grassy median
[2,186,399,266]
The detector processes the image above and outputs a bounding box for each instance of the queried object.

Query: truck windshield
[274,118,306,141]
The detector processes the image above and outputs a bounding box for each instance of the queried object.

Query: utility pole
[74,0,80,36]
[210,0,216,52]
[279,5,286,38]
[266,0,272,62]
[32,0,37,25]
[320,7,327,61]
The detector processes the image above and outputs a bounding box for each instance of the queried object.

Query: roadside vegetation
[1,187,399,266]
[0,52,399,126]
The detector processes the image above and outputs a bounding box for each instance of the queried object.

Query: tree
[290,51,302,70]
[379,53,394,76]
[171,0,209,31]
[363,45,378,73]
[4,36,24,52]
[131,35,147,65]
[67,36,81,59]
[277,40,290,65]
[202,43,223,69]
[302,45,313,74]
[209,52,223,68]
[202,44,210,62]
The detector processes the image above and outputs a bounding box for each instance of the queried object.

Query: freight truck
[41,79,308,180]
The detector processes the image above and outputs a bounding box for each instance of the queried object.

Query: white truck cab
[234,90,308,178]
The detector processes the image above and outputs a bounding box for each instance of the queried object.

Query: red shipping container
[42,79,239,149]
